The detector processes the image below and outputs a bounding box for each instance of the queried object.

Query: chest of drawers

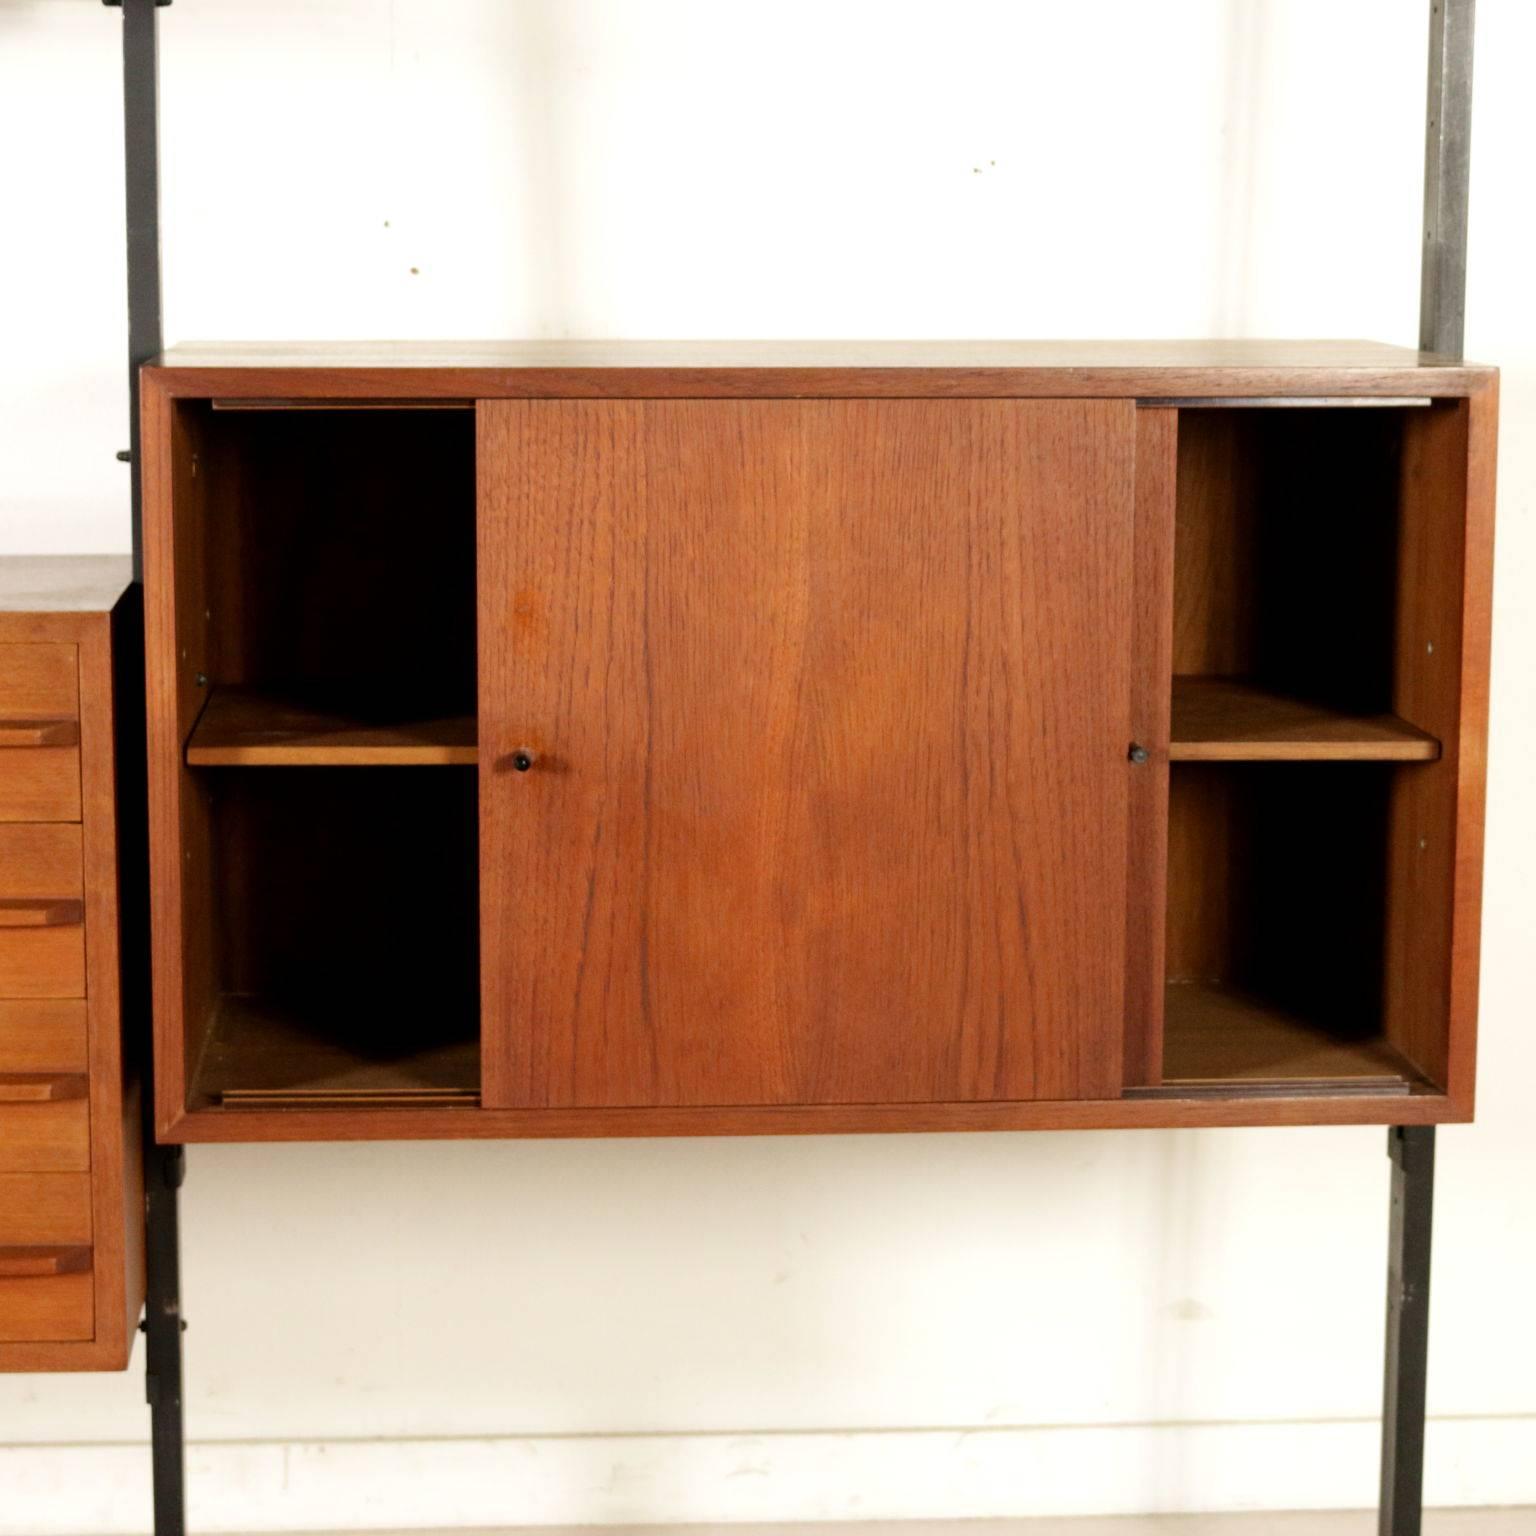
[0,558,145,1370]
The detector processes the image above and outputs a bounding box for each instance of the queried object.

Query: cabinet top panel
[0,555,133,614]
[146,339,1493,401]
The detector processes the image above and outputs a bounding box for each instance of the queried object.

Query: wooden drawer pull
[0,900,84,929]
[0,1244,91,1278]
[0,1073,88,1104]
[0,719,78,748]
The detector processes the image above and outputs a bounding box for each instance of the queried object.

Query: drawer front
[0,1172,92,1245]
[0,747,80,822]
[0,1100,88,1172]
[0,644,77,722]
[0,826,86,998]
[0,1001,87,1073]
[0,1271,92,1343]
[0,824,83,900]
[0,928,86,998]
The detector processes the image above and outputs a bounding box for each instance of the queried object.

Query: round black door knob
[1128,743,1150,764]
[512,751,534,772]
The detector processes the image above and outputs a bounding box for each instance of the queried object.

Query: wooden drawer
[0,1000,87,1074]
[0,643,81,822]
[0,635,80,823]
[0,825,85,998]
[0,824,83,900]
[0,1270,92,1343]
[0,927,86,998]
[0,643,77,721]
[0,1171,93,1341]
[0,1099,89,1172]
[0,1172,92,1245]
[0,744,80,822]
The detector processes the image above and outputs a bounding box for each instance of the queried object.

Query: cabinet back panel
[479,398,1136,1109]
[1174,409,1406,711]
[1166,763,1390,1037]
[194,407,477,711]
[202,770,480,1080]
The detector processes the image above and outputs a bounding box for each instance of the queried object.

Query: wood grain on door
[479,400,1136,1109]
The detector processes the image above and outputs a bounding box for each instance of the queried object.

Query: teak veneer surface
[1161,982,1419,1091]
[479,398,1134,1110]
[0,1174,92,1245]
[1169,677,1440,761]
[191,994,480,1108]
[147,339,1491,400]
[186,685,477,766]
[0,558,133,613]
[138,357,1495,1140]
[0,563,145,1371]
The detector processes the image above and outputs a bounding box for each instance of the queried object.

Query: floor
[257,1512,1536,1536]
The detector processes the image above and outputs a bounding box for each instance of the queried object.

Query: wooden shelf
[1155,981,1419,1095]
[1169,677,1440,762]
[191,994,480,1111]
[186,686,477,767]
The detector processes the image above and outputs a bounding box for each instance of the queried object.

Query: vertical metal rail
[144,1141,187,1536]
[1380,7,1476,1533]
[1420,0,1477,358]
[1381,1127,1438,1536]
[106,2,187,1533]
[114,0,168,580]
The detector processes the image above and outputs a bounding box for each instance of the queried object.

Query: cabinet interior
[189,769,480,1109]
[1158,403,1466,1095]
[175,405,481,1108]
[185,404,478,754]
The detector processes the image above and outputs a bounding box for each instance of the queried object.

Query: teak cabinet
[0,558,145,1370]
[138,341,1497,1143]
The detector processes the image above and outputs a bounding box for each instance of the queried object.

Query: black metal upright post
[1379,8,1476,1534]
[1420,0,1476,359]
[143,1137,187,1536]
[1381,1127,1438,1536]
[113,0,168,580]
[107,1,187,1533]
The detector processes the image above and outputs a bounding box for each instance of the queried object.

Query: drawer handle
[0,1245,91,1279]
[0,1073,88,1104]
[0,718,78,748]
[0,899,84,928]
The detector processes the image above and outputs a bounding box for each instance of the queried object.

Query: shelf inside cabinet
[1170,678,1439,763]
[192,994,480,1111]
[1156,981,1419,1096]
[186,686,477,767]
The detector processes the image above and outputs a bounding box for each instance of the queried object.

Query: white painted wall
[0,1,1533,1531]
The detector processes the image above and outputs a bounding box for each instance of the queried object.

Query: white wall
[0,2,1533,1531]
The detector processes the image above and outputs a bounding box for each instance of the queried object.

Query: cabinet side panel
[480,399,1135,1110]
[75,607,144,1367]
[1124,409,1176,1086]
[1385,392,1494,1101]
[143,384,216,1132]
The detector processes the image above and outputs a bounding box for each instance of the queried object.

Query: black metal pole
[144,1142,187,1536]
[112,0,168,582]
[1379,6,1475,1532]
[1420,0,1476,358]
[107,1,186,1532]
[1380,1127,1437,1536]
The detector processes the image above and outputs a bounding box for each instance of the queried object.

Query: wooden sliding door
[478,399,1137,1109]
